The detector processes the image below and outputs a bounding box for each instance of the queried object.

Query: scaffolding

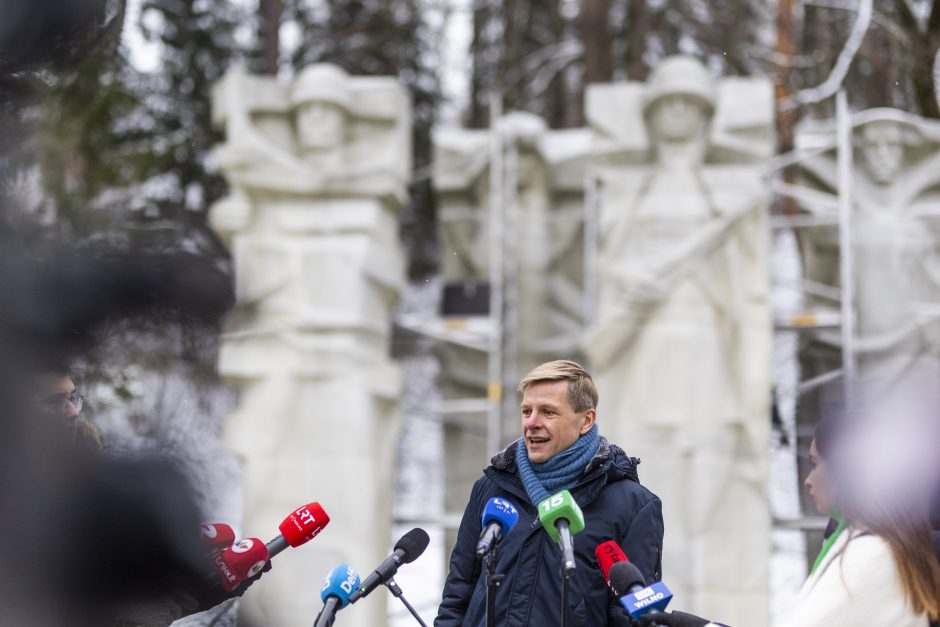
[767,90,855,537]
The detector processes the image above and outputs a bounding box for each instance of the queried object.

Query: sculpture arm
[612,205,755,306]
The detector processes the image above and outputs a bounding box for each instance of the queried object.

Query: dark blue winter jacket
[435,437,664,627]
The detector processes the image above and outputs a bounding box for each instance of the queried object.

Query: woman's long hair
[833,413,940,620]
[843,492,940,620]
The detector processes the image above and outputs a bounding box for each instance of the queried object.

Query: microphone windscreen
[320,563,361,608]
[536,490,585,542]
[481,497,520,536]
[279,502,330,547]
[200,523,236,550]
[595,540,627,581]
[609,561,645,595]
[394,528,430,564]
[214,538,270,591]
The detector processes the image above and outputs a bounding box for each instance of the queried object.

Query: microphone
[609,561,673,619]
[265,502,330,558]
[595,539,628,589]
[200,523,236,552]
[537,490,585,577]
[212,537,270,592]
[313,563,360,627]
[476,497,519,557]
[347,527,430,604]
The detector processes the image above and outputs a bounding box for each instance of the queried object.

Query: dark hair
[813,417,843,461]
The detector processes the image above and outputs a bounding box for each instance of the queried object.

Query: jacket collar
[487,436,642,501]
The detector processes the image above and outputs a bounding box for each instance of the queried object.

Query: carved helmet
[642,55,717,116]
[290,63,352,112]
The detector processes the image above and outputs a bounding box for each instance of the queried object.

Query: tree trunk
[258,0,284,75]
[581,0,612,85]
[775,0,801,223]
[624,0,649,81]
[468,0,489,128]
[895,0,940,118]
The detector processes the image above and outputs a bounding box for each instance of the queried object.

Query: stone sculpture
[584,56,774,626]
[798,109,940,395]
[208,63,410,627]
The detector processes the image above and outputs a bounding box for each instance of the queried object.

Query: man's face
[520,380,596,464]
[32,373,81,427]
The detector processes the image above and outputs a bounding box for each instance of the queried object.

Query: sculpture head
[643,56,717,144]
[499,111,548,188]
[855,118,915,186]
[499,112,548,191]
[290,64,352,153]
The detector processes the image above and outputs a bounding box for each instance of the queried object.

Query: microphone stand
[484,545,505,627]
[557,525,575,627]
[561,571,570,627]
[385,578,428,627]
[312,608,335,627]
[312,601,338,627]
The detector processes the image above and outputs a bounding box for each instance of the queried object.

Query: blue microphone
[609,561,673,620]
[313,564,360,627]
[476,497,520,557]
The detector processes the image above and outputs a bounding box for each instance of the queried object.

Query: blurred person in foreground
[436,360,664,626]
[638,414,940,627]
[29,364,102,451]
[781,414,940,627]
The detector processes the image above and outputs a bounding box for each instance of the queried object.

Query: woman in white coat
[782,418,940,627]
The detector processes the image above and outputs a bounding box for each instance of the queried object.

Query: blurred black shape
[56,457,209,603]
[0,2,237,622]
[0,247,234,355]
[0,0,122,74]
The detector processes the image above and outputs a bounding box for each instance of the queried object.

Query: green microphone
[537,490,585,577]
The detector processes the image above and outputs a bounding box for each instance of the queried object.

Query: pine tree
[134,0,248,255]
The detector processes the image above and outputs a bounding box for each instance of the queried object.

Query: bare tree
[256,0,285,75]
[581,0,613,84]
[896,0,940,118]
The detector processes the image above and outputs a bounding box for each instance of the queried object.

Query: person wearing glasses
[29,366,101,451]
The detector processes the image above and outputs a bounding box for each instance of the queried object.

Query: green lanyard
[810,507,846,576]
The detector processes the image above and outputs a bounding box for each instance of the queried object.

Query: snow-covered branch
[783,0,873,109]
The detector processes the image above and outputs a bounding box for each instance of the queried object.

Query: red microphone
[265,501,330,557]
[200,523,236,552]
[212,537,270,592]
[595,540,628,587]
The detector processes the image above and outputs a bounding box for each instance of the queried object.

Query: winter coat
[781,529,930,627]
[435,437,664,627]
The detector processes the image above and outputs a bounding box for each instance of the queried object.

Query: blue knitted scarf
[515,424,600,506]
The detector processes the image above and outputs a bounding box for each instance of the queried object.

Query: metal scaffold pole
[583,174,600,327]
[487,95,504,457]
[836,90,856,405]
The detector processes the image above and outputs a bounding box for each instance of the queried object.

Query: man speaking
[436,360,664,626]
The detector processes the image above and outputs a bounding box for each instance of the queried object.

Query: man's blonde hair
[518,360,598,413]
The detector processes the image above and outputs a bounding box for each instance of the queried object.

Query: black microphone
[608,560,646,596]
[347,528,429,604]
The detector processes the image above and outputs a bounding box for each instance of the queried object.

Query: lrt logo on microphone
[493,498,518,516]
[292,506,323,538]
[231,539,255,554]
[296,506,316,526]
[201,524,218,539]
